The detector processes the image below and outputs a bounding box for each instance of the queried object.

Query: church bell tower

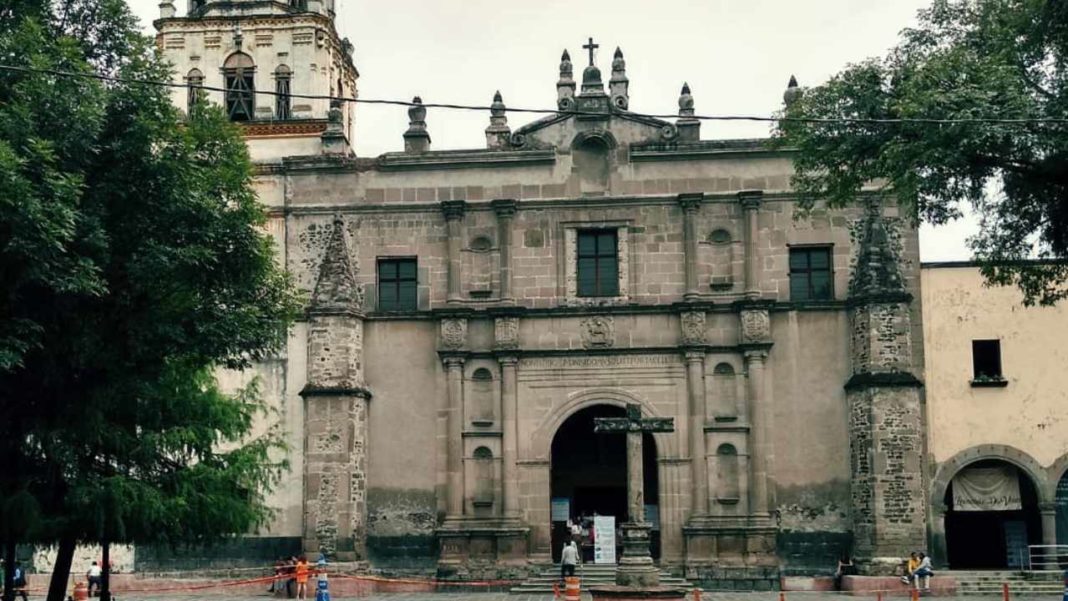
[154,0,358,160]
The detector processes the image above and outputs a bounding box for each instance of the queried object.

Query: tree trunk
[45,537,75,601]
[100,542,109,601]
[3,540,15,601]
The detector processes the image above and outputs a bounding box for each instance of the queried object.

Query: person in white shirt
[560,540,580,581]
[911,553,934,591]
[87,561,103,596]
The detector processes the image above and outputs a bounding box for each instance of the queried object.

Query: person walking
[87,561,103,597]
[560,540,579,582]
[12,561,27,601]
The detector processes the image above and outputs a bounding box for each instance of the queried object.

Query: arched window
[274,65,292,120]
[712,362,738,419]
[190,0,206,13]
[288,0,308,10]
[185,68,204,113]
[223,52,255,121]
[471,368,494,425]
[473,447,495,509]
[716,443,741,503]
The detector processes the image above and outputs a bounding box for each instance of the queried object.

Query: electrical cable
[2,63,1067,126]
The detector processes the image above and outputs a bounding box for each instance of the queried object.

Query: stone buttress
[845,202,926,573]
[301,217,372,561]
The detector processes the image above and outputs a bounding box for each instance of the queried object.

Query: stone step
[510,565,692,594]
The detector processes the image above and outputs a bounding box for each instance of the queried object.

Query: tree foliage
[776,0,1068,305]
[0,0,302,593]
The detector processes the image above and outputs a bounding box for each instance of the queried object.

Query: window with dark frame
[576,229,619,297]
[275,66,292,120]
[185,69,204,114]
[377,258,417,311]
[972,339,1004,382]
[223,53,255,122]
[789,246,833,301]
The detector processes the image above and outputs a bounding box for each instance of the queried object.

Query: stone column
[684,350,709,516]
[442,200,466,305]
[745,349,770,516]
[678,193,704,301]
[499,355,519,517]
[443,354,465,517]
[492,199,517,304]
[1040,502,1058,546]
[740,190,763,299]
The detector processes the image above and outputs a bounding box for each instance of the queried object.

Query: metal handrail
[1026,544,1068,570]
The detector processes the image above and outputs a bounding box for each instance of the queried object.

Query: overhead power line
[2,63,1067,126]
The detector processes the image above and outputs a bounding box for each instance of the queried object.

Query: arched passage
[549,404,659,563]
[943,459,1042,568]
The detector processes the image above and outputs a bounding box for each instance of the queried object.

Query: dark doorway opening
[549,404,659,563]
[944,460,1041,569]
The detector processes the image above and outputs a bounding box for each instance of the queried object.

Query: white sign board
[953,466,1022,512]
[551,498,570,522]
[593,515,616,564]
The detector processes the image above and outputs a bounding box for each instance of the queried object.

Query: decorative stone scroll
[440,318,468,350]
[740,309,771,345]
[580,315,614,348]
[494,316,519,350]
[680,311,706,346]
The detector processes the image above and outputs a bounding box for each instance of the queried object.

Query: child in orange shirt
[295,556,310,600]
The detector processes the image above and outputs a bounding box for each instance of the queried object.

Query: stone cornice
[844,372,923,390]
[376,148,556,172]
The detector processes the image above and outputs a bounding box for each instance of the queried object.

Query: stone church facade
[155,1,929,585]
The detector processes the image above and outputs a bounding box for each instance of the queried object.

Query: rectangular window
[377,258,417,311]
[972,339,1004,381]
[576,230,619,297]
[789,246,833,301]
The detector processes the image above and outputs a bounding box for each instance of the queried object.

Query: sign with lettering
[551,498,570,522]
[953,466,1022,512]
[593,515,616,565]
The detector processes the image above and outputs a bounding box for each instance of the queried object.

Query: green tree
[776,0,1068,305]
[0,3,302,601]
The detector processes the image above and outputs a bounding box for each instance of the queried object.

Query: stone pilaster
[846,201,925,574]
[678,193,704,300]
[684,349,709,516]
[1040,502,1058,545]
[499,354,519,517]
[744,348,770,517]
[492,199,517,304]
[740,190,763,299]
[442,200,466,305]
[301,217,371,561]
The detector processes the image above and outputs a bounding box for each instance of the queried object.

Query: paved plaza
[88,593,1064,601]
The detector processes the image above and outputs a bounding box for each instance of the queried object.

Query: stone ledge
[842,575,957,596]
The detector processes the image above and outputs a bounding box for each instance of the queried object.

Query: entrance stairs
[949,570,1064,595]
[510,564,693,594]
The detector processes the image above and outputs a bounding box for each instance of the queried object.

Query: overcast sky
[126,0,977,262]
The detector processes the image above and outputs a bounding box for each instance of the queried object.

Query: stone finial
[609,47,629,110]
[311,217,363,313]
[159,0,176,18]
[321,98,350,154]
[485,90,511,150]
[403,96,431,153]
[580,64,604,96]
[783,75,803,106]
[676,82,700,142]
[557,49,576,110]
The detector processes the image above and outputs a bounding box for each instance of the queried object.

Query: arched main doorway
[944,459,1041,568]
[549,404,659,563]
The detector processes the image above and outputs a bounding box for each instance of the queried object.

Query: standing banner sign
[952,466,1022,511]
[593,515,616,564]
[551,498,570,522]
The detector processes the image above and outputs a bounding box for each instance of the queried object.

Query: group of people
[269,556,313,599]
[833,552,934,592]
[901,551,935,591]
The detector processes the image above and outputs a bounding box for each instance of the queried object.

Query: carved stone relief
[494,316,519,350]
[680,311,706,345]
[740,309,771,345]
[580,315,615,348]
[440,318,468,350]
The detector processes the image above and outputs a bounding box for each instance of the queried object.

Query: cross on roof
[593,403,675,434]
[582,37,599,67]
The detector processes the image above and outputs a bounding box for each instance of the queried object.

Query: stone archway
[524,389,680,560]
[929,445,1049,568]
